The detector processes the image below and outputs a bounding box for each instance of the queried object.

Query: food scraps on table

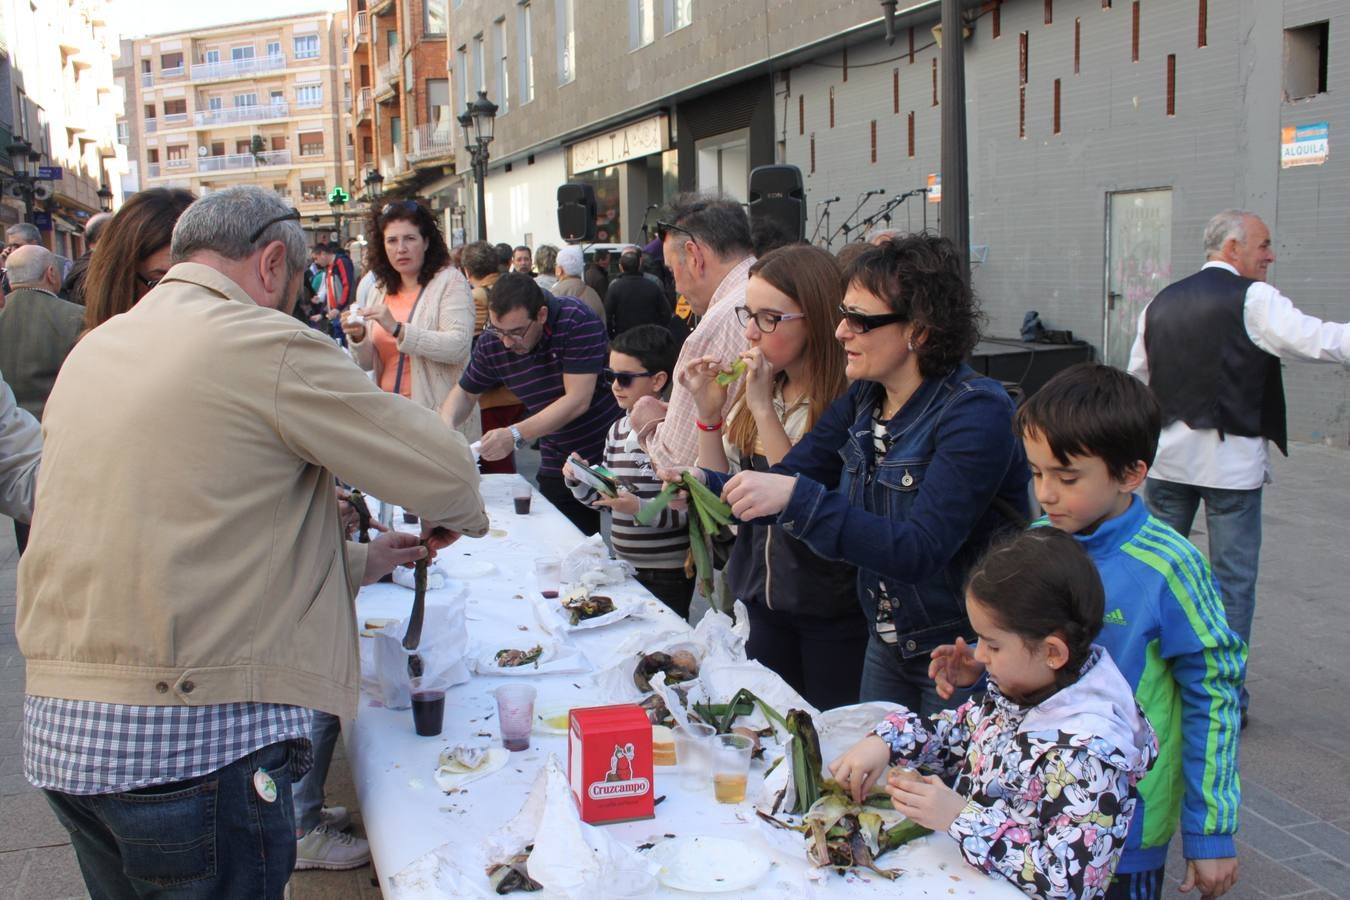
[633,649,700,692]
[495,645,545,668]
[562,593,615,626]
[486,845,542,894]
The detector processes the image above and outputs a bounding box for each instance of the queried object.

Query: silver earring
[907,340,915,351]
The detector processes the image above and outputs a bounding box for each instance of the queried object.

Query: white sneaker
[295,823,371,871]
[318,805,351,831]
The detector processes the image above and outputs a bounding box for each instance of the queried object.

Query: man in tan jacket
[16,186,488,896]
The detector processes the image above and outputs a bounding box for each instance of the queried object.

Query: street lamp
[97,183,113,213]
[4,139,47,224]
[363,168,384,206]
[458,90,497,241]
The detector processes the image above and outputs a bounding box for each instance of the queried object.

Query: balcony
[369,0,394,16]
[379,56,399,85]
[295,95,324,110]
[144,118,158,133]
[165,157,191,170]
[356,87,372,121]
[162,112,188,127]
[160,65,185,80]
[353,11,368,44]
[196,148,291,172]
[381,147,406,177]
[141,72,153,88]
[193,101,289,128]
[147,162,160,178]
[408,122,453,162]
[189,54,286,83]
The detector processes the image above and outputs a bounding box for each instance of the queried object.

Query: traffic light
[328,186,350,205]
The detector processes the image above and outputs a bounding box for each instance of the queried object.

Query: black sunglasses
[601,368,656,388]
[654,220,697,244]
[837,305,908,334]
[381,200,421,217]
[248,208,301,244]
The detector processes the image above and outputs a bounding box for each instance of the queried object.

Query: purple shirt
[460,295,620,475]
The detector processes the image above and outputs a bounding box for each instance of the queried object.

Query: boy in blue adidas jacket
[931,363,1245,900]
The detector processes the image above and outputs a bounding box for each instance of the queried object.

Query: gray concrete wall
[783,0,1350,445]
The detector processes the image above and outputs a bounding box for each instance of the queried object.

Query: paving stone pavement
[0,444,1347,898]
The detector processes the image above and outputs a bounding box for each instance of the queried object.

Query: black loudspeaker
[557,183,597,242]
[747,165,806,245]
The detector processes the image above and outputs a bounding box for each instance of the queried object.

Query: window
[386,29,398,59]
[166,144,187,160]
[211,141,225,156]
[234,92,258,108]
[294,35,320,60]
[425,0,447,35]
[495,19,510,113]
[1284,22,1329,100]
[664,0,691,34]
[518,1,535,104]
[299,131,324,156]
[473,34,485,92]
[208,96,223,111]
[296,84,322,108]
[265,41,281,58]
[271,136,286,151]
[160,52,184,71]
[144,103,155,119]
[237,139,252,154]
[456,46,469,111]
[556,0,574,84]
[301,179,325,201]
[204,49,220,64]
[163,98,186,116]
[270,90,284,107]
[630,0,655,49]
[146,148,159,163]
[391,115,402,145]
[428,78,452,132]
[231,46,255,61]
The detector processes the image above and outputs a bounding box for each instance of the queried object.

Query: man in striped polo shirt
[442,272,621,534]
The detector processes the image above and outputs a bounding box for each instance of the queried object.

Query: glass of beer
[711,733,753,804]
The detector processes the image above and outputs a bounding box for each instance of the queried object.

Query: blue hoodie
[1049,497,1246,873]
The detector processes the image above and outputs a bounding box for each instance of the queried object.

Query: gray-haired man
[17,186,488,895]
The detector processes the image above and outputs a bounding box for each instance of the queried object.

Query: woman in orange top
[343,200,479,439]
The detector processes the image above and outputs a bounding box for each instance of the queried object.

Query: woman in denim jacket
[704,235,1030,715]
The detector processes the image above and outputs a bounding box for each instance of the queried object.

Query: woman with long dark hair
[684,244,865,710]
[83,188,196,331]
[342,199,478,438]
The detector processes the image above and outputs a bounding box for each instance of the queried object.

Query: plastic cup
[512,481,533,514]
[672,722,717,791]
[711,733,753,803]
[534,555,562,599]
[411,689,445,736]
[494,684,536,752]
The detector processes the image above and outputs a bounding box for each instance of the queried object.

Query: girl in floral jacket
[831,528,1158,899]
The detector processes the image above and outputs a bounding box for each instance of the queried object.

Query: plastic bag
[371,583,471,709]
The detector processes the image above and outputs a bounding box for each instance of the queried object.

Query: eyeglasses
[837,305,908,334]
[136,272,163,290]
[601,368,656,388]
[483,318,538,343]
[381,200,420,217]
[734,305,806,334]
[248,208,301,244]
[654,220,697,244]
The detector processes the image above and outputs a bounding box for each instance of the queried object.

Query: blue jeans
[44,741,297,899]
[859,634,973,719]
[292,710,341,835]
[1146,478,1259,710]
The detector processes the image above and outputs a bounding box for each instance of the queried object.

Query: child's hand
[828,734,891,803]
[1180,857,1238,900]
[886,772,967,832]
[561,453,587,483]
[592,490,640,517]
[928,637,984,700]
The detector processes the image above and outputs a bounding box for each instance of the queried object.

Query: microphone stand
[830,191,884,247]
[812,197,838,247]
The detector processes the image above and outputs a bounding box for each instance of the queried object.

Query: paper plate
[647,835,773,893]
[476,641,557,673]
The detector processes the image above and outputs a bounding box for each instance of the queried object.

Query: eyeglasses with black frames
[601,368,656,388]
[734,305,806,334]
[248,208,302,244]
[483,318,539,343]
[654,220,697,244]
[136,272,163,290]
[836,305,908,334]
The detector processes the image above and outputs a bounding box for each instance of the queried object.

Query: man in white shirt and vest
[1128,209,1350,724]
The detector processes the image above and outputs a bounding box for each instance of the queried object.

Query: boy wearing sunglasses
[563,325,694,618]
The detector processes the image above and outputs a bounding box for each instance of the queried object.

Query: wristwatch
[509,425,525,449]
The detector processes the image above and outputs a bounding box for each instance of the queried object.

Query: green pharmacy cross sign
[328,186,350,205]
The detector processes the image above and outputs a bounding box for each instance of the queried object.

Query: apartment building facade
[351,0,454,237]
[122,11,354,233]
[0,0,123,258]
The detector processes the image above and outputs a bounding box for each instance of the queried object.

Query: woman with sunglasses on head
[342,199,479,438]
[683,244,866,710]
[696,235,1030,716]
[83,188,197,332]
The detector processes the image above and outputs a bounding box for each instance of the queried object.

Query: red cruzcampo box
[568,704,654,825]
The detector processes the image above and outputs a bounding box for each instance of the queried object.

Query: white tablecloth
[347,474,1020,899]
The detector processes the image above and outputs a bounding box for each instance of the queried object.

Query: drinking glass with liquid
[712,733,753,803]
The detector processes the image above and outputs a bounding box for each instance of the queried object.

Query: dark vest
[1144,266,1287,455]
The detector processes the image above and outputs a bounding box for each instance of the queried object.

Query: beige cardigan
[351,265,481,440]
[18,262,488,719]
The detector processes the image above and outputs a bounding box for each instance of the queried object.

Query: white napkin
[434,746,510,793]
[391,563,448,592]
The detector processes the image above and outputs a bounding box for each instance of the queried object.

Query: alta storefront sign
[569,115,668,175]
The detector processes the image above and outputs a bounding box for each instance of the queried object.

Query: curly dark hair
[364,199,452,290]
[842,233,982,377]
